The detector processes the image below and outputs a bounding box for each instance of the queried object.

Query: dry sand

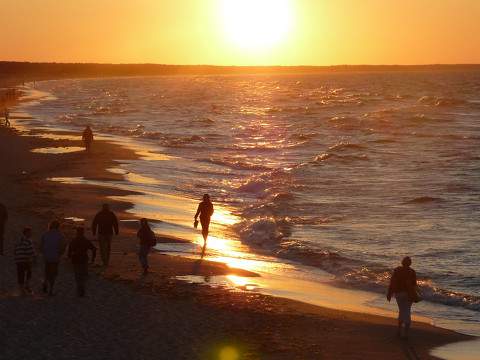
[0,117,471,359]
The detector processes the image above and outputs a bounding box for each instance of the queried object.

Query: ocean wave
[312,152,369,165]
[405,196,445,204]
[201,157,271,171]
[418,96,466,107]
[328,141,366,152]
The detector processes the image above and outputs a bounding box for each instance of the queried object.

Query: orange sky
[1,0,479,65]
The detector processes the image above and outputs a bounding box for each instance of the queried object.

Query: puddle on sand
[31,146,84,154]
[431,338,480,360]
[64,216,85,222]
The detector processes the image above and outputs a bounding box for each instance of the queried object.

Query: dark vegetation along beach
[0,68,477,359]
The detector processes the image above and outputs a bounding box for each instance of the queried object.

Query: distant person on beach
[0,202,7,255]
[137,218,156,275]
[82,125,94,151]
[194,194,214,254]
[68,226,96,297]
[3,108,10,127]
[92,203,119,267]
[40,220,66,296]
[14,227,36,294]
[387,256,419,339]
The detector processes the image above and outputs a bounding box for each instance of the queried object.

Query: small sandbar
[31,146,84,154]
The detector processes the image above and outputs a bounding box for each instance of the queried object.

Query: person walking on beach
[68,226,96,297]
[0,202,7,255]
[92,203,119,267]
[40,220,66,296]
[14,227,36,294]
[82,125,94,151]
[137,218,156,275]
[194,194,214,254]
[387,256,419,339]
[3,108,10,127]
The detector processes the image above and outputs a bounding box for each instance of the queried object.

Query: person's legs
[99,235,112,266]
[24,262,32,291]
[74,263,87,296]
[45,262,58,295]
[16,262,26,286]
[0,221,5,255]
[395,292,411,338]
[200,218,210,244]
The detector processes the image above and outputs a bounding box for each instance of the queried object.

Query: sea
[12,70,480,339]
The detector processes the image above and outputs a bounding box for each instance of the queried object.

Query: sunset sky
[1,0,479,66]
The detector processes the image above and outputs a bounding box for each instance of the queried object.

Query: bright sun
[221,0,293,51]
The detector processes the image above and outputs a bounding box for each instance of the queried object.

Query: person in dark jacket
[82,125,94,152]
[68,226,96,297]
[92,203,119,267]
[194,194,214,251]
[14,227,36,293]
[40,220,66,296]
[137,218,156,275]
[387,256,418,338]
[0,202,7,255]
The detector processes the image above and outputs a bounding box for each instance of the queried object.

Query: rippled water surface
[19,72,480,319]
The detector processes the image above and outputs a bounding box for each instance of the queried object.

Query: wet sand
[0,110,473,359]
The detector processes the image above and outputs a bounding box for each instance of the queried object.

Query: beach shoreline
[0,82,475,359]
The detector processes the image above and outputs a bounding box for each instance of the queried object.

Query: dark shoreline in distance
[1,61,480,85]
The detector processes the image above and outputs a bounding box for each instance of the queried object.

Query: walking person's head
[140,218,149,228]
[203,194,210,202]
[23,227,32,238]
[49,220,60,231]
[102,203,110,212]
[401,256,412,268]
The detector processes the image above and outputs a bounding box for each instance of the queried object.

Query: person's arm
[194,203,201,220]
[92,214,98,236]
[89,241,97,263]
[112,213,119,235]
[387,269,396,302]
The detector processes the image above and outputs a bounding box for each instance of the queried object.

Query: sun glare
[221,0,293,51]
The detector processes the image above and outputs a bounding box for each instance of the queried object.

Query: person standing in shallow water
[387,256,419,339]
[92,203,119,267]
[137,218,156,275]
[68,227,96,297]
[82,125,94,152]
[194,194,214,255]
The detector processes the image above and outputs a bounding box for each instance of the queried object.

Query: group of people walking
[0,195,215,298]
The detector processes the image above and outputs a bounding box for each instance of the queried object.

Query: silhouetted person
[0,202,7,255]
[194,194,214,254]
[387,256,418,339]
[92,203,119,267]
[4,108,10,127]
[40,220,66,296]
[14,227,36,294]
[82,125,94,152]
[68,226,96,297]
[137,218,156,275]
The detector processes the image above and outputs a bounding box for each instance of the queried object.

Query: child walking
[14,227,36,294]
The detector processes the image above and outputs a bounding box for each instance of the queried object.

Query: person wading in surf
[82,125,94,152]
[194,194,214,257]
[387,256,420,339]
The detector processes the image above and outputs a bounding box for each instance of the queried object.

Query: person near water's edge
[387,256,419,339]
[137,218,156,275]
[82,125,94,151]
[0,202,7,255]
[68,226,96,297]
[40,220,66,296]
[3,108,10,127]
[92,203,119,267]
[14,227,36,294]
[194,194,214,257]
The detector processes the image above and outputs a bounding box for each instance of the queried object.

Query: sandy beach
[0,96,473,360]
